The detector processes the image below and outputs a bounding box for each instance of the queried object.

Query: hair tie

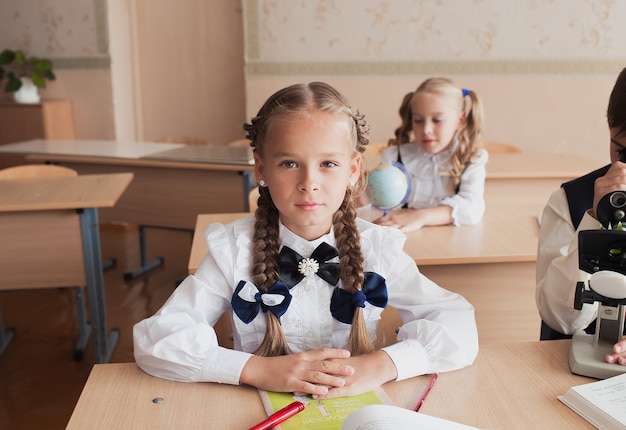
[462,88,470,97]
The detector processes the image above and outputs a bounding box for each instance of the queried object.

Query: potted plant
[0,49,56,103]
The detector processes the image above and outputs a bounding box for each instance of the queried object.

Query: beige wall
[246,75,614,164]
[0,0,247,146]
[1,0,623,163]
[243,0,626,165]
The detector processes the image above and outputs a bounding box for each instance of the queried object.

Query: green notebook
[258,388,393,430]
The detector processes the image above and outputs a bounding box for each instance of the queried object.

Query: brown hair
[390,77,485,190]
[243,82,374,356]
[608,67,626,137]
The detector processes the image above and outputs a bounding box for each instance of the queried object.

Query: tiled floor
[0,225,192,430]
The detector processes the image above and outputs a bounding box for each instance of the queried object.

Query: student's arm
[134,221,250,384]
[440,149,487,225]
[370,225,478,377]
[536,189,599,335]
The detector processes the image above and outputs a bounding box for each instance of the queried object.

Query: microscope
[569,190,626,379]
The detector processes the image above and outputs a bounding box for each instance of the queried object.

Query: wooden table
[0,139,255,278]
[0,173,133,363]
[0,139,255,229]
[65,340,594,429]
[485,152,601,206]
[188,198,542,344]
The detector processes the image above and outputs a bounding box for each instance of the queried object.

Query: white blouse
[536,187,601,334]
[133,216,478,385]
[379,142,487,225]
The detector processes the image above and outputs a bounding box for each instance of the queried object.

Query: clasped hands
[240,348,397,399]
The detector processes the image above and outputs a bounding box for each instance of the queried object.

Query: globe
[366,162,411,213]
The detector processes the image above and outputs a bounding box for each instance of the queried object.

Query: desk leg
[123,226,164,280]
[79,208,119,364]
[0,306,15,356]
[241,171,255,212]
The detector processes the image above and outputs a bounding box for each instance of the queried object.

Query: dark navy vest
[541,164,612,340]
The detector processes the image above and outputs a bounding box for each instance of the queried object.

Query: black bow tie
[278,242,340,288]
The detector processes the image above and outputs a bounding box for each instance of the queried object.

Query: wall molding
[246,59,626,76]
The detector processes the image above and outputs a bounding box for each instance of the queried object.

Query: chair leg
[0,305,16,356]
[73,287,92,361]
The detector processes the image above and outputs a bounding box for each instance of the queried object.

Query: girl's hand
[240,348,354,396]
[593,162,626,218]
[314,350,398,399]
[605,339,626,366]
[373,209,426,232]
[373,206,453,232]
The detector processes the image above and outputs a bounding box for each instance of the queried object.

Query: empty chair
[0,164,91,360]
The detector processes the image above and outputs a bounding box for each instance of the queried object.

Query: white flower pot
[13,77,40,104]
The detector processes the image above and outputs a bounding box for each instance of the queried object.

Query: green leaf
[14,50,25,66]
[0,49,15,65]
[5,74,21,92]
[31,73,45,88]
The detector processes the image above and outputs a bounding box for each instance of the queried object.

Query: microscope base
[569,330,626,379]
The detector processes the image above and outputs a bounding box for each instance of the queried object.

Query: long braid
[333,188,373,355]
[251,186,289,356]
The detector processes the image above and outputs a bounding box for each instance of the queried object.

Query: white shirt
[134,216,478,384]
[536,187,600,334]
[379,142,487,225]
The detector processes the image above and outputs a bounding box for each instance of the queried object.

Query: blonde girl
[374,77,487,232]
[134,82,478,400]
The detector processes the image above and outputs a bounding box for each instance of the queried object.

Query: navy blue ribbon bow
[330,272,388,324]
[231,280,292,324]
[278,242,340,288]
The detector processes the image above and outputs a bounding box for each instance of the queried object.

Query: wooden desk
[0,173,133,363]
[485,152,602,207]
[0,139,255,230]
[66,340,594,429]
[188,199,541,344]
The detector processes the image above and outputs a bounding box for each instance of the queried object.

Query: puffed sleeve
[359,221,479,380]
[379,145,399,166]
[535,188,599,334]
[133,219,254,384]
[441,149,487,225]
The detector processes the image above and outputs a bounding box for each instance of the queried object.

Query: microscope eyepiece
[597,191,626,227]
[609,191,626,208]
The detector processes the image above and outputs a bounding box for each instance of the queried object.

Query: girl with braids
[372,77,487,232]
[134,82,478,399]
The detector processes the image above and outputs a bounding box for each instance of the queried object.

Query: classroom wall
[1,0,624,163]
[243,0,626,164]
[0,0,247,146]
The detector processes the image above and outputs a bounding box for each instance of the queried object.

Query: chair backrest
[363,141,389,171]
[0,164,77,180]
[483,142,522,154]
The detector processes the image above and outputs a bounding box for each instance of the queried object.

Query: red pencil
[414,373,439,412]
[248,401,306,430]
